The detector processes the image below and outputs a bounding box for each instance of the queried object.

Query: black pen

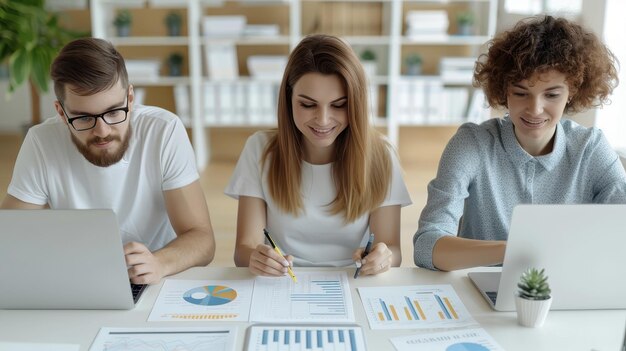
[354,233,375,279]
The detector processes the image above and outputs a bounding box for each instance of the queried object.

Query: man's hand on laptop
[124,242,165,285]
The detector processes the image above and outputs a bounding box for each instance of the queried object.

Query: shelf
[110,36,190,46]
[202,36,291,45]
[401,35,490,45]
[92,0,497,168]
[132,76,191,86]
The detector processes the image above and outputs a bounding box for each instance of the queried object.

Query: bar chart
[245,325,366,351]
[358,285,476,329]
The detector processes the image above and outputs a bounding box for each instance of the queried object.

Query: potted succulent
[113,10,132,37]
[456,11,474,36]
[165,11,183,37]
[405,53,423,76]
[360,49,377,78]
[515,268,552,327]
[166,52,184,77]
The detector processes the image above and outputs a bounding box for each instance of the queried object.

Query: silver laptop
[0,209,146,310]
[469,204,626,311]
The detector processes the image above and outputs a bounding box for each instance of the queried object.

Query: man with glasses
[1,38,216,285]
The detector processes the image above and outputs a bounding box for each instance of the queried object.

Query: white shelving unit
[91,0,497,170]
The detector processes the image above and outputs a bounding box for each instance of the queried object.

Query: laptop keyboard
[486,291,498,305]
[131,283,147,303]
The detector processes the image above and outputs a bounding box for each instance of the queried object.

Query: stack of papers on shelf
[466,89,491,124]
[247,55,287,79]
[125,59,161,82]
[440,57,477,84]
[149,0,188,7]
[204,43,239,80]
[202,16,247,38]
[405,10,449,40]
[243,24,280,37]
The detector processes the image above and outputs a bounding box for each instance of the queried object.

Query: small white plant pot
[515,295,552,328]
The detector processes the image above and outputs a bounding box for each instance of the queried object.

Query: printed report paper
[250,271,355,323]
[89,327,237,351]
[148,279,253,322]
[390,327,505,351]
[357,284,476,330]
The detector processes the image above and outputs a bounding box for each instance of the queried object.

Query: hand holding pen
[353,233,392,278]
[249,229,297,282]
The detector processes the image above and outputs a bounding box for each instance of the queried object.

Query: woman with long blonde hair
[226,34,411,277]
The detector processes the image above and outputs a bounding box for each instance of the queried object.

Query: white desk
[1,267,624,350]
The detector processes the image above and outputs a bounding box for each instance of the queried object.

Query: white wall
[595,0,626,149]
[0,81,57,133]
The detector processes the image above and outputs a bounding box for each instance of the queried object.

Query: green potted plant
[0,0,84,127]
[456,11,474,36]
[166,52,184,77]
[165,11,183,37]
[113,10,132,37]
[405,53,423,76]
[515,267,552,327]
[360,48,377,78]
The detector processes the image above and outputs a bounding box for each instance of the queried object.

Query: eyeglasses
[60,90,129,132]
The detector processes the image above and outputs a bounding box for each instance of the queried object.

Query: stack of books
[405,10,449,41]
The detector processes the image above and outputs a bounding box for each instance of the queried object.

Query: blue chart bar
[379,298,392,320]
[435,294,452,319]
[291,280,346,316]
[306,329,312,349]
[254,327,363,351]
[349,329,357,351]
[317,330,323,348]
[405,296,419,320]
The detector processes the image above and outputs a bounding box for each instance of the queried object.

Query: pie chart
[446,342,490,351]
[183,285,237,306]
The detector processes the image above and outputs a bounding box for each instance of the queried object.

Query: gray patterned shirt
[414,116,626,269]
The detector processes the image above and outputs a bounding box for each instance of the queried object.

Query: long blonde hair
[262,34,392,223]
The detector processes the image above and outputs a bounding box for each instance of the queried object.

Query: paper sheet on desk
[249,271,355,323]
[148,279,253,322]
[357,284,477,330]
[390,327,505,351]
[89,327,237,351]
[0,343,79,351]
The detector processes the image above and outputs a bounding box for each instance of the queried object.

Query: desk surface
[1,267,624,350]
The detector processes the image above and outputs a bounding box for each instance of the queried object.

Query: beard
[70,124,132,167]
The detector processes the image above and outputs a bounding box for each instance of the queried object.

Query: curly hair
[473,15,618,114]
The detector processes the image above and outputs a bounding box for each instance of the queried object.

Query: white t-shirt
[225,131,412,267]
[7,104,199,251]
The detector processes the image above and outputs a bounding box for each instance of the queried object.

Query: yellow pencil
[263,229,297,283]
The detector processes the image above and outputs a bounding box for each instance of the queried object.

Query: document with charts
[249,271,355,323]
[357,284,476,330]
[245,325,365,351]
[89,327,236,351]
[148,279,253,322]
[390,327,505,351]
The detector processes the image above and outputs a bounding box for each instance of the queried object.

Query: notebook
[468,204,626,311]
[0,209,146,310]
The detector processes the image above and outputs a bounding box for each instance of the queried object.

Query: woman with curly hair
[414,15,626,271]
[226,34,411,277]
